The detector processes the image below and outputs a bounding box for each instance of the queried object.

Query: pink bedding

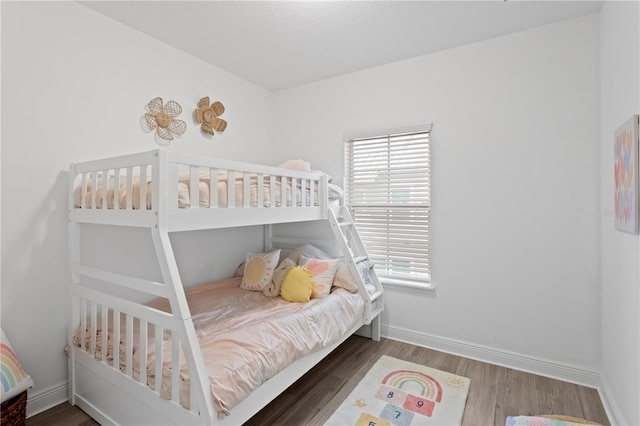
[74,277,363,417]
[73,173,343,210]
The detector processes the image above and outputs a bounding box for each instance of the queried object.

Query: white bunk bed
[67,149,384,425]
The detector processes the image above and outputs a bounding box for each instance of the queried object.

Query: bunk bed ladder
[328,206,383,340]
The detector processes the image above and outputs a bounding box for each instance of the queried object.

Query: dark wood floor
[26,336,609,426]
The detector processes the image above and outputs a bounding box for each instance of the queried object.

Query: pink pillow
[286,244,358,293]
[299,255,339,299]
[278,159,311,172]
[287,244,358,293]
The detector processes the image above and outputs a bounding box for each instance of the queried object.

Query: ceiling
[80,1,603,91]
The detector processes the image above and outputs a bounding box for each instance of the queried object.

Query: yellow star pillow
[240,249,281,291]
[280,266,313,303]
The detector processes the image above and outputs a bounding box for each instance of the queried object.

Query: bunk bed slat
[155,325,163,395]
[190,373,197,415]
[126,168,133,210]
[92,172,98,209]
[243,172,250,208]
[310,179,315,208]
[190,166,199,209]
[113,170,120,211]
[291,177,297,207]
[210,168,219,208]
[79,299,86,352]
[113,309,120,372]
[79,173,87,210]
[140,165,148,211]
[101,170,108,210]
[167,162,178,209]
[126,314,134,377]
[101,305,108,363]
[139,320,148,385]
[90,302,97,356]
[280,176,286,207]
[171,331,180,403]
[300,178,306,207]
[257,174,264,208]
[270,175,277,208]
[227,170,235,208]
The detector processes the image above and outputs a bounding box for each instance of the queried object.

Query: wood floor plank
[27,336,610,426]
[25,401,99,426]
[530,388,559,417]
[494,404,521,426]
[496,368,535,415]
[554,380,587,419]
[577,385,610,425]
[534,373,560,396]
[457,357,504,426]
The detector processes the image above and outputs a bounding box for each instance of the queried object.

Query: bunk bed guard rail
[69,150,330,231]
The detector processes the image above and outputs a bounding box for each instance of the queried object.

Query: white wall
[4,2,636,422]
[1,1,275,414]
[274,15,601,377]
[599,2,640,424]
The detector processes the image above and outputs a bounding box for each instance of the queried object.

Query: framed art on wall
[614,114,640,234]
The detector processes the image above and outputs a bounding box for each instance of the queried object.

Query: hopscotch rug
[326,355,470,426]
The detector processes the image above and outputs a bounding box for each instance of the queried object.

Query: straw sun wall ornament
[195,96,227,136]
[141,97,187,145]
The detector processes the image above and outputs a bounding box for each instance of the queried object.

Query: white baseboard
[26,381,68,418]
[598,374,627,426]
[381,324,600,388]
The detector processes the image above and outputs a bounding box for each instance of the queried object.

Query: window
[344,123,432,288]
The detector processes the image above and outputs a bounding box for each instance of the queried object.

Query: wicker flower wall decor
[195,96,227,136]
[141,97,187,145]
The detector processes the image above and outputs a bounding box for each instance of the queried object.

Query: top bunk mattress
[72,171,344,210]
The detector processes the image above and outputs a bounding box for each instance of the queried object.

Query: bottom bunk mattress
[73,277,364,418]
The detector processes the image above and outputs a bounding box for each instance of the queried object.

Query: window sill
[380,277,435,295]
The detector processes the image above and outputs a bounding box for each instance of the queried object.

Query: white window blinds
[344,123,431,286]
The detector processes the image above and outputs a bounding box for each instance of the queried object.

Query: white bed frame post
[68,163,80,405]
[152,150,214,423]
[263,223,273,252]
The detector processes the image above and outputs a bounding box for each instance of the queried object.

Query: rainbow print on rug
[1,329,34,403]
[326,355,470,426]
